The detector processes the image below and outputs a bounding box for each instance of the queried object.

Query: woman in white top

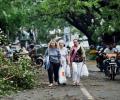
[58,40,70,77]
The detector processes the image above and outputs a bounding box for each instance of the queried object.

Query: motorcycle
[96,48,105,72]
[28,44,44,68]
[105,53,118,80]
[34,54,43,68]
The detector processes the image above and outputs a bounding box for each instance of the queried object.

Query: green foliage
[0,0,35,39]
[0,31,9,45]
[37,0,120,43]
[91,0,120,36]
[0,50,37,96]
[0,0,67,42]
[0,0,120,43]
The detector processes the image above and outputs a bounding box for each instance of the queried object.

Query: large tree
[0,0,120,44]
[0,0,29,33]
[0,0,66,42]
[34,0,120,44]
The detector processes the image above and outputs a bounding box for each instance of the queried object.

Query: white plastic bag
[66,65,71,78]
[80,63,89,77]
[59,67,67,84]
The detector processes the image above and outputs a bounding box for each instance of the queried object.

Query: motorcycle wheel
[110,67,116,80]
[97,63,104,72]
[36,58,43,68]
[110,74,115,80]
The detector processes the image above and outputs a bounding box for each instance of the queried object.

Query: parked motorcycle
[34,54,43,68]
[28,44,44,68]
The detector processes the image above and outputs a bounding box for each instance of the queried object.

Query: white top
[59,47,68,61]
[104,48,118,54]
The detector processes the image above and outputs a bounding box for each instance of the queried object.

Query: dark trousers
[48,62,60,83]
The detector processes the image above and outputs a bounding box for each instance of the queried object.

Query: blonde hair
[48,40,58,48]
[58,40,65,47]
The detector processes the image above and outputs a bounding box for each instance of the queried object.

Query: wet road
[1,61,120,100]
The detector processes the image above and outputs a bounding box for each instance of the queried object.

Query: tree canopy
[37,0,120,44]
[0,0,120,44]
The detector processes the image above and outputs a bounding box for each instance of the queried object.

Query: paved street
[82,61,120,100]
[1,61,120,100]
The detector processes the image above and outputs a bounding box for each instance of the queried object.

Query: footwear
[48,83,53,87]
[73,82,77,86]
[76,82,81,86]
[54,82,58,86]
[63,83,67,85]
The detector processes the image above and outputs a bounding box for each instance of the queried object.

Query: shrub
[0,50,37,96]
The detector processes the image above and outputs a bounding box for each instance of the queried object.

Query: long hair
[48,40,58,48]
[77,47,83,56]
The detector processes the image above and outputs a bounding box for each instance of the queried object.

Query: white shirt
[104,48,118,54]
[59,47,68,61]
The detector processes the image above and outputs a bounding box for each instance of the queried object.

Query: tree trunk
[64,12,95,45]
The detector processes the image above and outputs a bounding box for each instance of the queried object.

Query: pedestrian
[58,40,71,78]
[103,43,118,76]
[70,39,89,86]
[44,40,61,87]
[28,44,36,65]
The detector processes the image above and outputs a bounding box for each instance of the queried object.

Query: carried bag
[44,49,50,70]
[66,65,71,78]
[80,63,89,77]
[59,67,67,84]
[44,56,50,70]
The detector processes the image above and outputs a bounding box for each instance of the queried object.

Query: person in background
[28,44,36,65]
[70,39,88,86]
[20,47,30,59]
[104,44,118,54]
[103,43,118,75]
[44,40,61,87]
[58,40,70,77]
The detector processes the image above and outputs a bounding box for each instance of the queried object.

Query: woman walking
[70,39,89,86]
[58,40,70,77]
[45,40,61,87]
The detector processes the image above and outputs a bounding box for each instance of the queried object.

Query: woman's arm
[57,49,61,60]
